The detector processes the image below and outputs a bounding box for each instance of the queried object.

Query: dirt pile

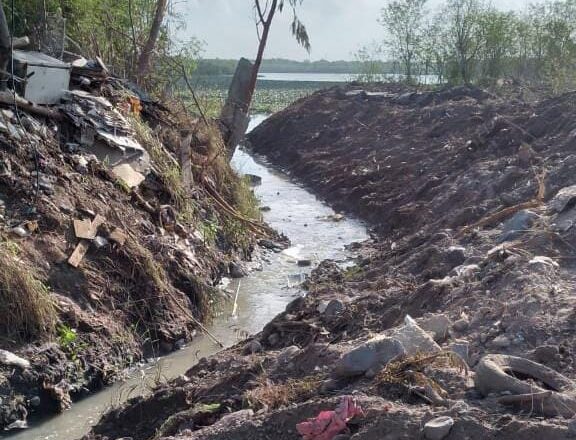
[0,76,269,430]
[83,84,576,440]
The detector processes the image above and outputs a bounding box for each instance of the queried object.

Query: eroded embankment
[0,82,267,430]
[84,85,576,440]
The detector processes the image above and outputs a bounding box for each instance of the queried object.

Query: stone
[297,259,312,267]
[0,349,30,369]
[230,262,247,278]
[534,345,560,364]
[491,335,511,348]
[446,246,467,267]
[112,164,145,188]
[322,299,345,320]
[449,341,470,365]
[498,210,540,242]
[550,185,576,213]
[243,340,262,355]
[424,416,454,440]
[568,418,576,437]
[453,316,470,332]
[29,396,41,407]
[267,333,280,347]
[277,345,300,364]
[334,336,406,377]
[418,314,452,342]
[390,316,442,356]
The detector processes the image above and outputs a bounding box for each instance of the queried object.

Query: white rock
[0,349,30,369]
[424,416,454,440]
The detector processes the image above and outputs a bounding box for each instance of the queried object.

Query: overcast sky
[174,0,538,61]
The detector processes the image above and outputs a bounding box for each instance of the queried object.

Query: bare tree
[247,0,310,110]
[137,0,169,82]
[221,0,310,150]
[0,0,10,91]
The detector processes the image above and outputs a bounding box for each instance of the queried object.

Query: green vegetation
[0,244,56,342]
[195,58,395,75]
[379,0,576,90]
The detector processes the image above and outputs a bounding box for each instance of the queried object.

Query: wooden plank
[73,214,106,239]
[68,215,107,267]
[73,218,95,239]
[67,240,90,267]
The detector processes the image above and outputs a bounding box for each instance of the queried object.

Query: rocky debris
[498,209,541,242]
[84,85,576,440]
[534,345,561,365]
[0,350,30,369]
[230,262,248,278]
[334,336,405,377]
[418,314,452,342]
[390,316,442,356]
[424,416,454,440]
[318,299,345,321]
[550,185,576,213]
[277,345,300,364]
[242,340,262,355]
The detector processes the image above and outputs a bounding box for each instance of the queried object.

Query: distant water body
[257,72,438,84]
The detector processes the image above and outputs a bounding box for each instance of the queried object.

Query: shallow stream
[8,115,368,440]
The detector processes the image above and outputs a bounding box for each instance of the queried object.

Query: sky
[173,0,539,61]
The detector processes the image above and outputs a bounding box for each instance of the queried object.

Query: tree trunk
[137,0,168,83]
[0,0,11,91]
[246,0,278,110]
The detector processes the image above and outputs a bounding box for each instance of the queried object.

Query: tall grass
[0,245,56,342]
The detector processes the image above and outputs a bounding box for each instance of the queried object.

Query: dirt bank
[0,78,272,430]
[83,84,576,440]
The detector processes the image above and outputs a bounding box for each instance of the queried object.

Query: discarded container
[13,50,71,104]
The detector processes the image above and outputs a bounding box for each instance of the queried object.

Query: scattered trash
[4,420,28,431]
[69,214,106,267]
[296,395,364,440]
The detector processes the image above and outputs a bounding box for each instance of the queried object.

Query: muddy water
[10,115,368,440]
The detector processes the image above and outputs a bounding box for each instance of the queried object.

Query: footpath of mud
[84,84,576,440]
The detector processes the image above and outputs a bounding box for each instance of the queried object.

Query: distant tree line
[195,58,397,76]
[378,0,576,90]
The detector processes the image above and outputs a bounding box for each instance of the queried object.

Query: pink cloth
[296,396,364,440]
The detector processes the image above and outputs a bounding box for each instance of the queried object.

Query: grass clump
[245,375,324,410]
[0,245,56,342]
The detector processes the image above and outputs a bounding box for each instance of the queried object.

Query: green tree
[379,0,427,83]
[443,0,487,84]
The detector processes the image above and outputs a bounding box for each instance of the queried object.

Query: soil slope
[0,84,266,429]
